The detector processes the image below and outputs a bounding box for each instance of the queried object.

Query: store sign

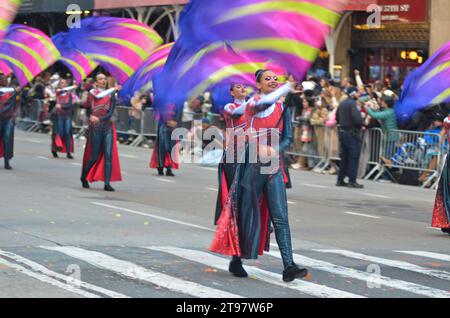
[19,0,94,13]
[377,0,428,23]
[95,0,188,9]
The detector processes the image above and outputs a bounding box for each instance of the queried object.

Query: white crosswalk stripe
[395,251,450,262]
[3,245,450,298]
[0,256,100,298]
[40,246,242,298]
[0,249,129,298]
[266,250,450,298]
[315,249,450,282]
[145,246,365,298]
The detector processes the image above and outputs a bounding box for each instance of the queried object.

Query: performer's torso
[247,101,284,132]
[0,90,15,119]
[56,92,73,117]
[224,102,246,129]
[89,88,113,128]
[246,101,285,162]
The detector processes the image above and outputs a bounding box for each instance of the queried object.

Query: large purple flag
[0,0,21,44]
[52,32,98,84]
[0,24,60,87]
[177,0,346,79]
[64,17,163,84]
[396,42,450,124]
[154,0,345,119]
[153,43,282,120]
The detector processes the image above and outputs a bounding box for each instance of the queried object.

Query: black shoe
[283,264,308,282]
[52,151,58,158]
[336,181,348,187]
[347,182,364,189]
[229,258,248,278]
[80,177,90,189]
[104,184,115,192]
[441,228,450,235]
[157,168,164,176]
[67,153,74,160]
[166,169,175,177]
[4,162,12,170]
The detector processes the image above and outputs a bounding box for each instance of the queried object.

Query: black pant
[0,118,14,162]
[338,130,362,183]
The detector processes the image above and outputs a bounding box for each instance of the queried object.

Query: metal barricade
[363,128,384,180]
[17,99,42,132]
[378,129,443,188]
[286,119,328,170]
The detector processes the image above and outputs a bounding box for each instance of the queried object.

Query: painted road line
[0,256,99,298]
[315,249,450,282]
[71,163,82,167]
[267,250,450,298]
[41,246,242,298]
[156,178,175,183]
[361,192,391,199]
[287,201,296,205]
[395,251,450,262]
[145,246,364,298]
[36,156,49,160]
[303,184,329,189]
[91,202,214,232]
[205,187,218,192]
[120,154,139,159]
[0,249,128,298]
[344,212,381,219]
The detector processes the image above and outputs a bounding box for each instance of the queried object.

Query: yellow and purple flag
[396,42,450,123]
[119,42,173,102]
[0,24,60,87]
[0,0,21,44]
[177,0,346,79]
[52,32,98,84]
[154,0,346,118]
[64,17,163,84]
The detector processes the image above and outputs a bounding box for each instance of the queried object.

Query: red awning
[95,0,188,9]
[344,0,379,11]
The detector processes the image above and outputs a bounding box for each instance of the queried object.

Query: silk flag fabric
[52,32,98,83]
[154,0,346,119]
[64,17,163,84]
[153,42,281,120]
[119,42,173,102]
[396,41,450,124]
[177,0,346,80]
[0,0,21,44]
[0,25,60,87]
[0,60,11,75]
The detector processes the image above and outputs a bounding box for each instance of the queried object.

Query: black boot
[157,167,164,176]
[4,160,12,170]
[282,264,308,282]
[229,257,248,278]
[67,153,74,160]
[52,151,58,158]
[80,177,90,189]
[166,168,175,177]
[441,228,450,235]
[104,184,115,192]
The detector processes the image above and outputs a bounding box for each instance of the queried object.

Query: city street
[0,129,449,298]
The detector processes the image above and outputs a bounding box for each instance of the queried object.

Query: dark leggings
[82,128,113,185]
[240,167,294,269]
[0,119,14,163]
[58,117,73,153]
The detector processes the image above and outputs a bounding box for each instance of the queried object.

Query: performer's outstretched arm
[91,88,116,99]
